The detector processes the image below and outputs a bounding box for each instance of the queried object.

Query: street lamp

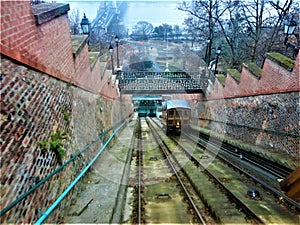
[214,46,222,75]
[80,13,91,35]
[109,44,114,74]
[115,35,120,68]
[283,19,298,58]
[284,19,297,45]
[205,39,211,64]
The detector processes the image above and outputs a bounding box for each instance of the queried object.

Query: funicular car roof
[164,100,191,110]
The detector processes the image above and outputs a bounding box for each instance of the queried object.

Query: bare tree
[240,0,295,63]
[213,1,250,69]
[266,0,294,52]
[180,0,297,69]
[69,8,81,35]
[132,21,154,40]
[179,0,222,64]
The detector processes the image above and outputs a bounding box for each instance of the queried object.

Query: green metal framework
[116,71,211,94]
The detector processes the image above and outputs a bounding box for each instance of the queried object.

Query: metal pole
[214,55,219,75]
[205,39,210,64]
[111,54,114,74]
[116,42,120,68]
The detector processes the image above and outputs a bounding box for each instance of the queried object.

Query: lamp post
[205,39,211,64]
[80,13,91,35]
[109,44,114,74]
[284,19,298,58]
[115,35,120,68]
[284,19,297,45]
[214,46,222,75]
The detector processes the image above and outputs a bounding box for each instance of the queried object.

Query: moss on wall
[227,69,240,82]
[243,62,262,78]
[216,74,226,86]
[266,52,295,71]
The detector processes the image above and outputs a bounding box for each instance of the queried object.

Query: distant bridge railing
[116,71,211,94]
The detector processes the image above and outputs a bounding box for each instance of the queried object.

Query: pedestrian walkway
[63,117,137,223]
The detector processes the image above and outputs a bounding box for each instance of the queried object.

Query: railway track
[149,118,263,224]
[146,117,207,224]
[60,116,298,224]
[128,117,211,224]
[149,117,299,224]
[182,129,300,214]
[196,131,293,179]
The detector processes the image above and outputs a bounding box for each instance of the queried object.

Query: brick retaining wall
[0,55,129,224]
[208,53,299,99]
[194,92,299,161]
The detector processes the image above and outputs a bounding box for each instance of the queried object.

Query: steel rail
[147,118,207,225]
[152,118,264,223]
[137,117,142,225]
[169,134,264,224]
[196,131,292,179]
[185,132,300,213]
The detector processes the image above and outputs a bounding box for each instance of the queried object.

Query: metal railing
[115,70,213,94]
[0,120,126,218]
[34,120,127,224]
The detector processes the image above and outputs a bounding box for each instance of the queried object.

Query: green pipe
[34,121,126,225]
[0,123,117,217]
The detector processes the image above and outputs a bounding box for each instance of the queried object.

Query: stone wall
[0,55,131,224]
[193,52,300,163]
[194,92,299,161]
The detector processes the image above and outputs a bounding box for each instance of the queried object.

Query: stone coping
[89,52,101,69]
[266,52,295,72]
[71,35,88,58]
[243,62,262,79]
[227,69,240,83]
[32,3,70,25]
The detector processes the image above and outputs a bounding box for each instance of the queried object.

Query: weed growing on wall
[38,129,68,164]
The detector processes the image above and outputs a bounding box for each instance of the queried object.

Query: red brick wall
[0,55,130,224]
[73,45,92,86]
[208,53,300,99]
[198,53,300,163]
[261,57,299,92]
[0,1,75,81]
[0,1,119,99]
